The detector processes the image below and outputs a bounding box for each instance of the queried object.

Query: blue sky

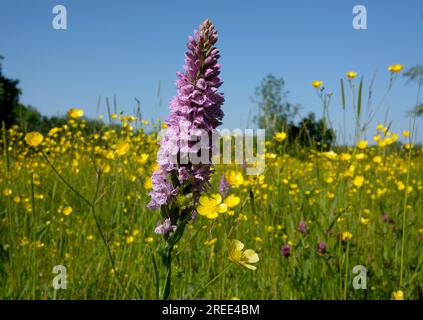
[0,0,422,143]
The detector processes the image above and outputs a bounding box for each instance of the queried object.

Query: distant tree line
[1,55,421,140]
[253,73,335,149]
[0,55,103,133]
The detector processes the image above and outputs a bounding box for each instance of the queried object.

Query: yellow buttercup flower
[237,213,248,222]
[253,236,263,242]
[391,290,404,300]
[274,131,287,142]
[266,225,275,233]
[352,175,365,188]
[323,150,338,160]
[355,153,366,160]
[3,188,12,197]
[197,194,228,219]
[357,140,368,150]
[151,163,160,172]
[346,71,357,79]
[67,108,84,119]
[143,177,152,190]
[373,156,382,164]
[359,217,370,225]
[24,132,44,147]
[392,133,399,142]
[203,238,218,246]
[339,153,352,161]
[144,237,154,244]
[227,239,259,270]
[396,181,405,191]
[376,124,385,131]
[224,194,240,216]
[402,131,410,137]
[126,235,135,244]
[137,153,149,164]
[48,127,61,136]
[225,170,244,188]
[100,163,111,174]
[388,64,404,73]
[114,140,130,156]
[341,231,353,242]
[224,194,241,208]
[62,206,73,216]
[312,80,323,88]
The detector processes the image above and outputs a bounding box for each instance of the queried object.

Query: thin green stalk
[399,81,420,289]
[338,243,343,298]
[40,149,91,207]
[2,121,10,175]
[30,174,36,299]
[399,154,411,289]
[2,122,13,296]
[343,241,350,300]
[220,245,225,299]
[363,76,394,132]
[39,148,142,299]
[354,77,363,143]
[193,264,232,299]
[163,245,174,300]
[6,195,15,298]
[149,246,160,299]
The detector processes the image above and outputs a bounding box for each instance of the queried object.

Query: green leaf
[340,78,346,111]
[357,77,363,119]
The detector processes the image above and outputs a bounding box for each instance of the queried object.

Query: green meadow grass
[0,123,422,300]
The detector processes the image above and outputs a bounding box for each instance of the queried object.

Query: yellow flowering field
[0,111,422,299]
